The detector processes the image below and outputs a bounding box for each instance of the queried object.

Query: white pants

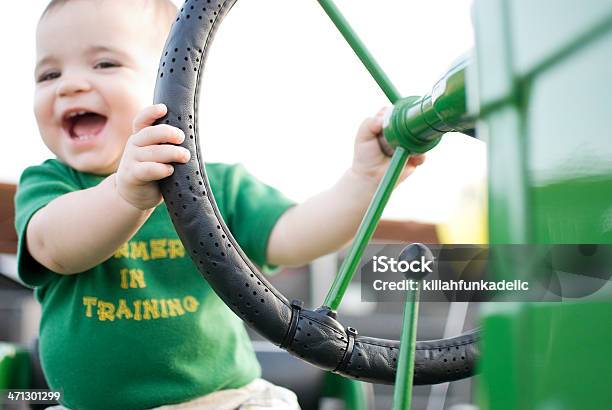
[47,378,301,410]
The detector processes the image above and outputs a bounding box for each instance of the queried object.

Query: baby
[16,0,425,409]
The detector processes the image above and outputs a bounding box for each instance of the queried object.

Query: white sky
[0,0,484,222]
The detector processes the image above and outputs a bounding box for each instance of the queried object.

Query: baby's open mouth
[62,111,108,141]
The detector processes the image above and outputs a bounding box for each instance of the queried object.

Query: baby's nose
[56,74,92,97]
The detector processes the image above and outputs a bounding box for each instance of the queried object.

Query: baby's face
[34,0,165,175]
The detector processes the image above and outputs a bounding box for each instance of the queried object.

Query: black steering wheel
[154,0,479,385]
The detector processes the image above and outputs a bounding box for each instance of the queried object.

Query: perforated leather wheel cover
[154,0,479,385]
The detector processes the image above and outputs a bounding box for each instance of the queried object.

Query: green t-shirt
[14,159,294,410]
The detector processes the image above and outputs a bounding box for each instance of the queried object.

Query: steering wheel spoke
[317,0,402,103]
[323,147,411,311]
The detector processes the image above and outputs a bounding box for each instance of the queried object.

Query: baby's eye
[94,61,121,69]
[37,71,60,83]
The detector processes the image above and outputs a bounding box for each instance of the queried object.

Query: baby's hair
[41,0,178,29]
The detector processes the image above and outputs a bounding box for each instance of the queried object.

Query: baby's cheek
[33,89,53,130]
[33,89,61,154]
[106,70,153,146]
[124,69,154,113]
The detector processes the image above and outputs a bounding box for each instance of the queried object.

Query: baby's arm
[26,105,190,274]
[267,111,425,267]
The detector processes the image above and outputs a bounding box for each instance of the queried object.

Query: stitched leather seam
[356,336,479,350]
[300,313,345,336]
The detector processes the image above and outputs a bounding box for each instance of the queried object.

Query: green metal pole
[324,147,410,310]
[317,0,402,104]
[392,287,420,410]
[316,0,413,311]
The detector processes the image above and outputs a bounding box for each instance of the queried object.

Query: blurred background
[0,1,485,409]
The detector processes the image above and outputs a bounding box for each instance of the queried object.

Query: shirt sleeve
[14,160,82,288]
[221,164,295,273]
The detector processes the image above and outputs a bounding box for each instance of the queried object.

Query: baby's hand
[351,108,426,187]
[116,104,190,210]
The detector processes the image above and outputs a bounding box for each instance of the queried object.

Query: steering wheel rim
[154,0,479,385]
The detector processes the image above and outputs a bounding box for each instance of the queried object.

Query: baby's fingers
[356,107,389,143]
[134,145,191,164]
[133,104,167,133]
[131,124,185,147]
[356,116,384,143]
[408,154,426,167]
[132,162,175,183]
